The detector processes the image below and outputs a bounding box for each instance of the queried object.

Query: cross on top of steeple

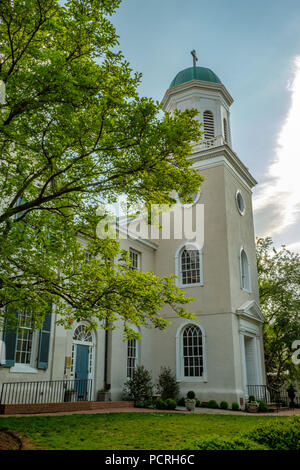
[191,50,198,67]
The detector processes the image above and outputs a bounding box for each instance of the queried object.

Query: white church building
[0,62,266,408]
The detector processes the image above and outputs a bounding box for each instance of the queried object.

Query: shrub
[220,401,228,410]
[165,398,177,410]
[123,365,153,401]
[196,399,201,407]
[177,397,185,407]
[155,398,167,410]
[184,418,300,450]
[245,417,300,450]
[183,435,267,450]
[231,402,240,411]
[207,400,218,409]
[257,400,269,412]
[248,395,256,402]
[187,391,195,399]
[157,366,179,400]
[135,400,144,408]
[135,398,157,409]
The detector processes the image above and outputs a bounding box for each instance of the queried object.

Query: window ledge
[177,282,204,288]
[241,287,252,294]
[177,377,207,383]
[10,364,38,374]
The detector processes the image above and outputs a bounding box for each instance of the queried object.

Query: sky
[112,0,300,252]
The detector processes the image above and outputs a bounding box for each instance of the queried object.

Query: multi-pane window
[203,110,215,139]
[181,248,200,285]
[15,312,34,365]
[183,325,203,377]
[129,249,140,270]
[127,339,137,378]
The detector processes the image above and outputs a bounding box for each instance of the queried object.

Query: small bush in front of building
[184,417,300,450]
[248,395,256,402]
[187,391,195,399]
[207,400,219,409]
[220,401,228,410]
[165,398,177,410]
[123,365,153,401]
[231,402,240,411]
[177,397,186,407]
[245,417,300,450]
[135,398,157,409]
[155,398,167,410]
[196,399,201,407]
[157,366,179,400]
[183,435,267,450]
[257,400,269,412]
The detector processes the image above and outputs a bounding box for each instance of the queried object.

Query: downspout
[103,318,111,391]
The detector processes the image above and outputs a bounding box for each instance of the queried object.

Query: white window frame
[10,312,39,373]
[236,190,246,216]
[71,323,96,381]
[126,325,140,379]
[129,248,141,270]
[176,321,207,382]
[240,247,251,293]
[175,242,203,288]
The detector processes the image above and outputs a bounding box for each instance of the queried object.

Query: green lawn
[0,412,288,450]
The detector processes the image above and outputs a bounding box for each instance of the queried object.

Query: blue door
[75,345,89,400]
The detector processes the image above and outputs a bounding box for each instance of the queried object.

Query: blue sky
[112,0,300,252]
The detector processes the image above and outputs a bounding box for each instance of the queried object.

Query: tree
[0,0,203,336]
[156,366,179,400]
[256,237,300,387]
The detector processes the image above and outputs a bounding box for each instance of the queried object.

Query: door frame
[71,324,96,382]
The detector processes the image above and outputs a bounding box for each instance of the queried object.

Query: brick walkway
[0,406,299,418]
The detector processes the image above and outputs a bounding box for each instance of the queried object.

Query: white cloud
[286,241,300,254]
[254,56,300,237]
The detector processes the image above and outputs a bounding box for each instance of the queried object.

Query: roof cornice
[191,144,257,189]
[162,79,234,108]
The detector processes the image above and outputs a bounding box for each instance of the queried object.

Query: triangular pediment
[236,300,264,323]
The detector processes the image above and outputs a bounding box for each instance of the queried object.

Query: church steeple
[163,61,233,149]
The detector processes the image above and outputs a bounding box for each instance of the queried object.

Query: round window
[178,191,201,208]
[236,190,245,215]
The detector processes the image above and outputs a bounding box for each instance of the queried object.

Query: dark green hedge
[184,417,300,450]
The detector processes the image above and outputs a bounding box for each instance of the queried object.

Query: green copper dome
[170,67,222,88]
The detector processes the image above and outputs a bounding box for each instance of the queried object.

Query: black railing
[247,385,300,407]
[0,379,94,405]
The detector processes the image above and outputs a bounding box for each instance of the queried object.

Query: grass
[0,412,289,450]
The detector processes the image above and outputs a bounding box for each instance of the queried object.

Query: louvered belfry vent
[223,118,228,142]
[203,110,215,139]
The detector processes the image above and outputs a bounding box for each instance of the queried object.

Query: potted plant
[97,388,111,402]
[64,388,77,402]
[185,391,196,412]
[246,394,259,412]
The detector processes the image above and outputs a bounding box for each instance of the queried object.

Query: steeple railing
[194,135,227,152]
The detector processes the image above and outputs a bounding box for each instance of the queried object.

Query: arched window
[240,249,251,291]
[203,110,215,139]
[181,247,201,286]
[183,324,203,377]
[73,325,93,343]
[223,118,228,143]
